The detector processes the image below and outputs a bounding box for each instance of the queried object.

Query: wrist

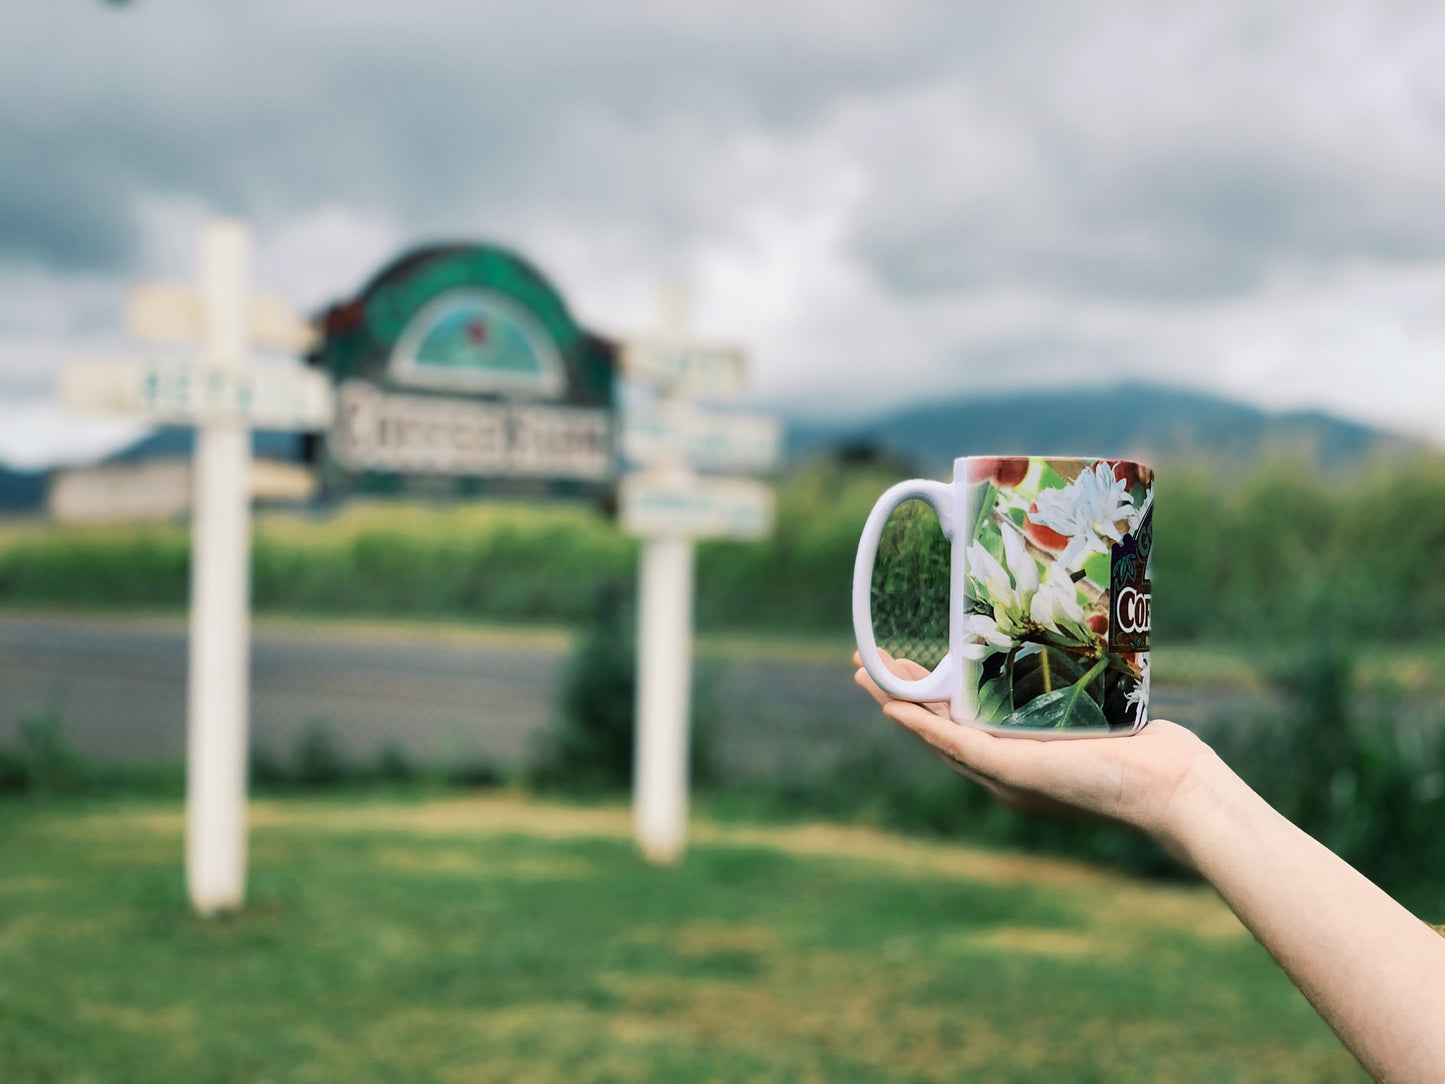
[1149,741,1244,868]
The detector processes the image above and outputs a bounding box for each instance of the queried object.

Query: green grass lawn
[0,793,1364,1083]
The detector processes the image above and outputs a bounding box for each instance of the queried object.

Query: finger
[853,646,942,708]
[879,650,934,682]
[852,648,934,683]
[854,667,950,717]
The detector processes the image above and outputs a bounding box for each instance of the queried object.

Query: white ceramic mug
[853,456,1153,737]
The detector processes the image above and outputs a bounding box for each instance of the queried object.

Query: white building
[46,429,315,523]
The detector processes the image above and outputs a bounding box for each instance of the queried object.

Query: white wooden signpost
[619,293,781,864]
[58,220,331,915]
[619,339,746,400]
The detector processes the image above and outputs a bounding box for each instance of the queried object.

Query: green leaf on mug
[1105,651,1138,676]
[1136,505,1154,562]
[997,684,1109,730]
[969,480,997,543]
[1114,550,1139,585]
[1037,462,1068,491]
[999,654,1110,729]
[1037,626,1090,650]
[975,648,1015,723]
[1011,646,1088,705]
[1081,551,1110,588]
[977,672,1012,722]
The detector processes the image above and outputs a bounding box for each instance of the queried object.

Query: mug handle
[852,479,957,703]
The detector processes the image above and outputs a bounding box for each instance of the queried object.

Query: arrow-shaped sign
[60,359,333,431]
[622,402,781,474]
[128,283,318,353]
[620,471,775,540]
[620,338,746,398]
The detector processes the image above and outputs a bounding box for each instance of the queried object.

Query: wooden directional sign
[60,360,333,430]
[623,289,779,867]
[56,220,323,916]
[620,339,745,399]
[129,283,318,353]
[620,472,774,540]
[622,402,781,474]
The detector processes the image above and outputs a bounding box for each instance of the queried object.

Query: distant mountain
[103,427,306,465]
[0,427,308,514]
[0,385,1422,516]
[785,383,1417,475]
[0,462,44,514]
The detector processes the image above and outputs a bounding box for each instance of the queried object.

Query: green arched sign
[309,244,617,502]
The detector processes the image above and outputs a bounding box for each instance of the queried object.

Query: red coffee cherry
[966,457,1029,487]
[1108,460,1154,488]
[1087,613,1109,637]
[1024,502,1069,551]
[992,457,1028,486]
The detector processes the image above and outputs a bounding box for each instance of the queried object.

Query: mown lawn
[0,794,1365,1084]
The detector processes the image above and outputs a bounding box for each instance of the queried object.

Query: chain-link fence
[868,498,951,672]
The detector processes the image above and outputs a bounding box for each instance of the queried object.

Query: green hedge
[2,455,1444,642]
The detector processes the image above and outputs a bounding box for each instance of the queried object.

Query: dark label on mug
[1110,503,1152,653]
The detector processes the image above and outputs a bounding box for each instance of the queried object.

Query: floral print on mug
[961,457,1153,732]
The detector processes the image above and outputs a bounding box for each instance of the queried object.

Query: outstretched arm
[856,653,1445,1084]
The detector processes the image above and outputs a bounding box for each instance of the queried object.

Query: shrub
[531,581,717,792]
[1210,639,1445,910]
[531,582,637,791]
[371,740,415,783]
[4,456,1445,646]
[292,718,350,788]
[3,703,86,795]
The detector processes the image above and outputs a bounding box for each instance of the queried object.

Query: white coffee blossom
[1029,567,1086,629]
[1125,654,1151,725]
[962,527,1091,658]
[967,541,1019,611]
[1030,462,1134,570]
[960,612,1014,659]
[1129,486,1154,534]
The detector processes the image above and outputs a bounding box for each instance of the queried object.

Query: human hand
[854,651,1217,857]
[857,662,1445,1084]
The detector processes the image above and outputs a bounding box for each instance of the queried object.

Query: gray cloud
[0,1,958,271]
[2,0,1445,439]
[9,0,1441,290]
[843,2,1445,302]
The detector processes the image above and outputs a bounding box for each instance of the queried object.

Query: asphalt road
[0,614,581,768]
[0,613,1251,780]
[0,614,892,778]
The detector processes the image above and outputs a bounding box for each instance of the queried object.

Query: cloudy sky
[3,0,1445,465]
